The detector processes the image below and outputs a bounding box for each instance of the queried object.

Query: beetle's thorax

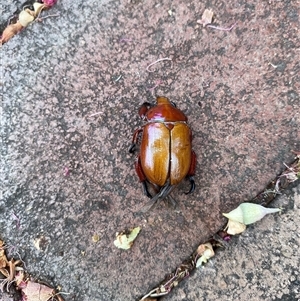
[145,97,188,122]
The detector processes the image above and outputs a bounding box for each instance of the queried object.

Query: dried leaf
[114,227,141,250]
[224,219,246,235]
[15,270,27,288]
[0,248,8,269]
[33,2,46,16]
[197,9,214,26]
[223,203,281,225]
[92,234,100,243]
[0,22,24,45]
[33,236,49,251]
[21,281,54,301]
[0,267,10,278]
[19,9,35,27]
[0,240,8,268]
[195,243,215,267]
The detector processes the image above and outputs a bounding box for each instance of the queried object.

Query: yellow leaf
[197,9,214,26]
[224,219,246,235]
[114,227,141,250]
[92,234,100,243]
[195,242,215,267]
[19,10,35,27]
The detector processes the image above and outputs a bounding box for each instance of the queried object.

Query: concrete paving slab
[1,0,299,300]
[162,183,300,301]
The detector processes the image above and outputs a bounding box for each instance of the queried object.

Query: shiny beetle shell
[129,96,196,210]
[140,121,192,186]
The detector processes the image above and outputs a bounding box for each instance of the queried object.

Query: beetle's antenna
[140,181,175,213]
[166,195,177,208]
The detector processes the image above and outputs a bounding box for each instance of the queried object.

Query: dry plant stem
[9,259,21,281]
[119,37,132,43]
[89,111,103,117]
[12,212,21,229]
[146,58,172,72]
[148,80,163,93]
[139,157,299,300]
[51,291,69,301]
[253,158,299,207]
[37,13,60,22]
[207,22,237,31]
[34,5,46,21]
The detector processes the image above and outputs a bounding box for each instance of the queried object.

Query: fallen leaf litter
[197,8,237,31]
[0,239,66,300]
[139,155,299,300]
[0,0,58,45]
[114,227,141,250]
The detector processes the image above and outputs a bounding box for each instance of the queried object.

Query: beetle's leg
[170,101,177,107]
[142,181,152,199]
[135,156,152,198]
[185,150,197,194]
[185,176,195,195]
[138,102,152,119]
[129,128,143,153]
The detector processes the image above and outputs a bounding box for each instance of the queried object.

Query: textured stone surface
[163,184,300,301]
[1,0,299,300]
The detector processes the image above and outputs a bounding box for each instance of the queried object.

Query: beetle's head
[143,96,187,122]
[156,96,173,106]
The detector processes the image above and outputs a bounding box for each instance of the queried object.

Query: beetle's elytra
[129,96,196,211]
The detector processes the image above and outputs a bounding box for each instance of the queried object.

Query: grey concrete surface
[162,183,300,301]
[1,0,300,300]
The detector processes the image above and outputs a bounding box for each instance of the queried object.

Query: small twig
[207,22,237,32]
[51,291,70,301]
[146,58,172,72]
[282,162,294,172]
[0,278,12,293]
[148,80,163,92]
[15,251,27,269]
[114,74,122,82]
[11,212,20,229]
[291,150,300,158]
[37,13,60,22]
[268,62,278,69]
[140,287,161,300]
[263,189,279,196]
[89,111,103,117]
[119,37,133,43]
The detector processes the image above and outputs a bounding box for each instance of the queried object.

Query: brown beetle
[129,96,196,211]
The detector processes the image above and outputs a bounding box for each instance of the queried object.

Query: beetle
[129,96,196,211]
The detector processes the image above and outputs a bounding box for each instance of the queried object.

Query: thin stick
[37,13,60,22]
[12,212,20,229]
[207,22,237,32]
[89,111,103,117]
[146,58,172,72]
[119,37,133,43]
